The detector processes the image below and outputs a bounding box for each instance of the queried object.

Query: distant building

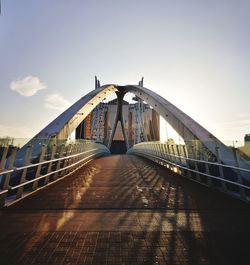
[239,134,250,160]
[0,137,14,147]
[244,134,250,145]
[75,99,160,147]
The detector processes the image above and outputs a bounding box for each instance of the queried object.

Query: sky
[0,0,250,143]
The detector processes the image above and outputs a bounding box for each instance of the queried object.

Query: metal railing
[128,142,250,203]
[0,141,110,207]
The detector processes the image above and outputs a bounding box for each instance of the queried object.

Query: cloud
[45,94,71,111]
[0,124,33,138]
[10,75,46,96]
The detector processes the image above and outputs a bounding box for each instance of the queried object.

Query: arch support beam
[107,90,129,150]
[16,82,250,173]
[123,85,249,170]
[35,85,118,140]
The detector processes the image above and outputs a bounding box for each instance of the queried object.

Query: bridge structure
[0,78,250,265]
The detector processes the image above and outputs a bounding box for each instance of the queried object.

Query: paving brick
[0,155,250,264]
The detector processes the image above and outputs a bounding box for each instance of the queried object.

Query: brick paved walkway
[0,155,250,264]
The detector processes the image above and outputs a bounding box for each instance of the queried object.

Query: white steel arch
[35,85,118,140]
[124,85,250,171]
[17,83,250,173]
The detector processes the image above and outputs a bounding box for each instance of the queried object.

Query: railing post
[67,144,73,174]
[203,152,212,187]
[158,144,161,164]
[16,145,33,199]
[157,144,160,163]
[232,148,247,200]
[176,145,182,165]
[153,144,157,163]
[0,146,8,171]
[72,143,79,170]
[44,144,56,185]
[160,144,165,165]
[72,144,79,171]
[182,145,192,179]
[149,143,152,156]
[53,144,65,180]
[167,144,173,163]
[61,144,72,176]
[0,147,17,207]
[0,146,9,204]
[163,144,169,163]
[171,145,177,164]
[191,145,201,182]
[32,145,47,191]
[215,146,227,192]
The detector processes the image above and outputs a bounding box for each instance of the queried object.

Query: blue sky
[0,0,249,142]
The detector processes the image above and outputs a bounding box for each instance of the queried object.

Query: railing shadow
[1,154,250,264]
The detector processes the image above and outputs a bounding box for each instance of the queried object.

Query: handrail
[146,149,250,173]
[129,142,250,202]
[0,148,98,176]
[135,150,250,190]
[10,150,106,190]
[0,142,110,207]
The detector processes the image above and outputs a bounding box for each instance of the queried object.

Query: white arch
[124,85,250,172]
[35,85,118,140]
[18,83,250,171]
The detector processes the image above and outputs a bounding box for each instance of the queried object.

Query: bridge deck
[0,155,250,265]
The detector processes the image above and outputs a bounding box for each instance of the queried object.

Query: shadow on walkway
[0,155,250,264]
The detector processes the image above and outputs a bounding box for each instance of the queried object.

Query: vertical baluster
[215,146,227,191]
[232,148,247,200]
[76,143,82,168]
[167,144,171,162]
[0,147,17,207]
[71,143,76,171]
[156,144,160,164]
[159,144,162,157]
[161,144,165,162]
[32,145,47,191]
[163,144,169,163]
[152,144,156,163]
[156,144,160,163]
[53,144,65,180]
[70,144,77,172]
[44,144,56,185]
[71,143,77,171]
[0,146,9,206]
[72,144,78,171]
[77,143,83,168]
[191,145,201,182]
[62,144,72,176]
[80,142,86,164]
[171,145,177,164]
[204,152,212,187]
[151,143,154,156]
[0,146,9,172]
[16,145,33,199]
[67,144,73,173]
[182,145,192,179]
[159,144,163,165]
[155,144,159,163]
[176,145,182,165]
[163,144,169,161]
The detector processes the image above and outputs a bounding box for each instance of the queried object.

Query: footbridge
[0,79,250,265]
